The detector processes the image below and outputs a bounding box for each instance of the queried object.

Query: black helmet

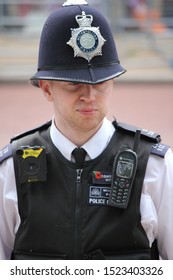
[30,0,126,87]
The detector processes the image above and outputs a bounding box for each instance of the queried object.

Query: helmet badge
[63,0,88,6]
[67,11,106,62]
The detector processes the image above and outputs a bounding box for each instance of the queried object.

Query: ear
[39,80,53,102]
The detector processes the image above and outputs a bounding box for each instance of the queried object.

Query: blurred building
[0,0,173,31]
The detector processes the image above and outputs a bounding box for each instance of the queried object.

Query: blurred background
[0,0,173,148]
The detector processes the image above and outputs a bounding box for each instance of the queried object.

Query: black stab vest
[10,121,161,260]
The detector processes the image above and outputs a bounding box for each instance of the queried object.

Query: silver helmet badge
[67,11,106,62]
[63,0,88,6]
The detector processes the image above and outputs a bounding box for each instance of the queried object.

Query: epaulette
[150,143,170,158]
[113,120,161,143]
[0,144,12,164]
[10,120,52,143]
[113,120,169,158]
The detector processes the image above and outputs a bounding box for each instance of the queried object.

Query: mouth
[77,108,98,116]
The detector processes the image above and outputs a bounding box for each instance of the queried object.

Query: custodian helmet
[30,0,126,87]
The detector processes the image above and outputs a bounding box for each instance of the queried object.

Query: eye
[95,80,113,90]
[94,82,107,90]
[69,82,82,86]
[67,82,83,91]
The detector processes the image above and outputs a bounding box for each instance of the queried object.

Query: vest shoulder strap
[113,120,161,143]
[10,120,52,143]
[0,121,52,164]
[113,120,169,158]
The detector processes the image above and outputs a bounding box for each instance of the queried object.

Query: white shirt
[0,118,173,259]
[50,117,115,161]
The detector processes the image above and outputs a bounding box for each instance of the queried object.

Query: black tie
[72,148,87,168]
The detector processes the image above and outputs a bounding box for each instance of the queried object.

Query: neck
[54,118,103,147]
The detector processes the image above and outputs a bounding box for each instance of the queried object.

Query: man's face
[40,79,114,137]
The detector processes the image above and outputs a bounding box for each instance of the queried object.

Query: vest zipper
[73,168,83,259]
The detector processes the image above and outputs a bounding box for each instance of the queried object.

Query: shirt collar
[50,117,115,161]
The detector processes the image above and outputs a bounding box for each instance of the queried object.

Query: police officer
[0,0,173,260]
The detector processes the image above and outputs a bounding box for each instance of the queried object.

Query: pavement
[0,27,173,83]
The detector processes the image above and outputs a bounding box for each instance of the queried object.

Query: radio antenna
[133,129,141,153]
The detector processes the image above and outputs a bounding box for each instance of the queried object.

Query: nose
[79,85,96,103]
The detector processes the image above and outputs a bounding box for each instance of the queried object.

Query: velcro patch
[88,186,111,206]
[92,171,112,185]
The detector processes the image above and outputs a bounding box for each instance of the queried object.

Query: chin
[77,118,102,131]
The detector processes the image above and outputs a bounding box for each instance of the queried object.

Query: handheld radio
[108,130,141,209]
